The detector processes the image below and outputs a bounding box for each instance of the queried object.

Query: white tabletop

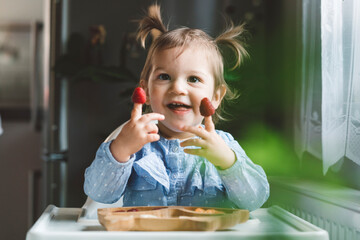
[26,205,328,240]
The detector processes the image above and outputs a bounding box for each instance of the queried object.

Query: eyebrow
[187,70,212,80]
[153,67,209,78]
[153,67,165,72]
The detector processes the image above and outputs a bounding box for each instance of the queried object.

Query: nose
[169,79,187,95]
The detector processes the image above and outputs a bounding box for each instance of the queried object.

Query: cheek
[148,90,162,111]
[146,84,156,103]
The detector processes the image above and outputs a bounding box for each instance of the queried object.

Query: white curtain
[295,0,360,174]
[294,0,322,161]
[321,0,360,174]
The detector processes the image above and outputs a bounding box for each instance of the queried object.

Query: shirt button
[172,146,179,152]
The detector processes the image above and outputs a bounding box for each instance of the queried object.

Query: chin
[168,124,185,133]
[160,121,184,133]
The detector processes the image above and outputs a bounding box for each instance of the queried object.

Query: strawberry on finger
[200,97,215,117]
[132,87,146,104]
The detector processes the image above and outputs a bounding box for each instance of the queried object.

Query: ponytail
[137,4,168,48]
[215,22,249,70]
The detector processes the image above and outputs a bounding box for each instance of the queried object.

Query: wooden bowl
[97,206,249,231]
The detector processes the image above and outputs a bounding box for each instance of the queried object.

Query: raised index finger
[131,103,143,120]
[204,116,215,132]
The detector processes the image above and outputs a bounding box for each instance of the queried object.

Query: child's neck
[158,122,195,140]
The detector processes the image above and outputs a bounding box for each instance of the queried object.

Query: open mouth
[167,102,192,111]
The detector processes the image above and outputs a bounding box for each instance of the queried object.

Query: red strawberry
[200,97,215,117]
[132,87,146,104]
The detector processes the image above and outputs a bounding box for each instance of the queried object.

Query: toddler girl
[84,4,269,211]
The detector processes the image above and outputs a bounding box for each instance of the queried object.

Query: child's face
[141,46,224,138]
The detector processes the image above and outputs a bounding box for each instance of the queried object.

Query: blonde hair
[137,4,248,123]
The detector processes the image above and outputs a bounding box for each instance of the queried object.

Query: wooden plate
[98,206,249,231]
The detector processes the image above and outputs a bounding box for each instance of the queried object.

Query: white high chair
[81,121,128,219]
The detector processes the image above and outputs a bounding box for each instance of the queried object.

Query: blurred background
[1,0,359,240]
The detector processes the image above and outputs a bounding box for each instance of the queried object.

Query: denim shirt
[84,130,269,211]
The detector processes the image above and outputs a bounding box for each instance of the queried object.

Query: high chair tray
[26,205,329,240]
[97,206,248,231]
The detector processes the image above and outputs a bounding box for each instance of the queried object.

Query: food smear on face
[200,98,215,117]
[132,87,147,104]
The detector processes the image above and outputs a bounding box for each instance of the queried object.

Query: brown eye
[158,73,171,80]
[188,76,200,83]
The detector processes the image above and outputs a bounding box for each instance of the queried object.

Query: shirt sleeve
[84,141,134,204]
[216,130,270,211]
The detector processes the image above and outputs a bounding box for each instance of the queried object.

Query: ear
[140,79,151,105]
[212,85,226,109]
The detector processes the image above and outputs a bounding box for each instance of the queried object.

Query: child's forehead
[154,44,213,59]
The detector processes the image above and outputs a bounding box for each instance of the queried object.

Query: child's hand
[110,101,165,163]
[180,116,236,169]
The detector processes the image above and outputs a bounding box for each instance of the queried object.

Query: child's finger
[204,116,215,132]
[131,103,143,120]
[183,148,205,157]
[146,133,161,143]
[182,125,208,139]
[139,113,165,124]
[180,138,207,148]
[145,122,159,134]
